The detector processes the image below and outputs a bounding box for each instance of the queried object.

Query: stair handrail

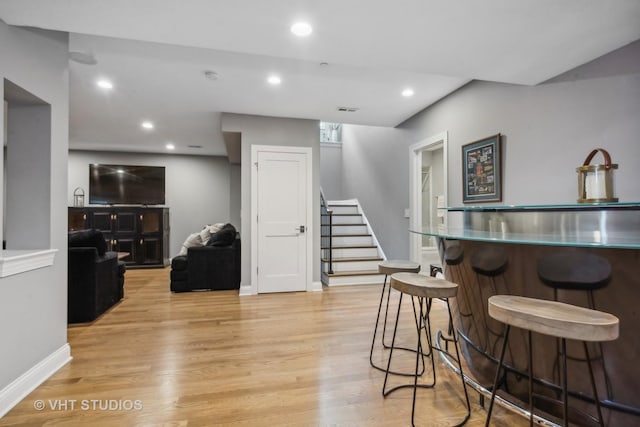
[320,190,334,274]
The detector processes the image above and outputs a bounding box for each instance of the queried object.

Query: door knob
[295,225,305,233]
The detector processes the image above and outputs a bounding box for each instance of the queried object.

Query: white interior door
[256,149,308,293]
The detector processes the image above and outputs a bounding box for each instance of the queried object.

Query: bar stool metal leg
[486,295,618,427]
[382,293,434,397]
[385,295,470,426]
[528,331,534,427]
[485,325,511,427]
[584,342,605,427]
[447,299,472,426]
[371,274,426,376]
[369,274,390,367]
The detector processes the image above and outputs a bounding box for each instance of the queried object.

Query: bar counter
[411,203,640,426]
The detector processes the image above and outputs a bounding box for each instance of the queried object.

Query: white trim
[0,343,71,417]
[354,200,387,261]
[238,282,252,296]
[251,145,314,295]
[326,198,387,261]
[320,142,342,149]
[409,132,448,264]
[0,249,58,278]
[311,281,323,291]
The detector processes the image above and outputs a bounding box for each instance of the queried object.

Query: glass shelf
[442,202,640,211]
[410,226,640,249]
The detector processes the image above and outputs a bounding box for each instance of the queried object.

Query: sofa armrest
[187,239,240,290]
[68,248,119,323]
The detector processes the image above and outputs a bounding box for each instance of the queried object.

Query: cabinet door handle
[83,214,86,220]
[140,214,143,221]
[140,239,143,245]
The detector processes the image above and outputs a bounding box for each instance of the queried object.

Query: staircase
[321,200,386,286]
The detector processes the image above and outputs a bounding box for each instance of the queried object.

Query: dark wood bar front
[412,203,640,426]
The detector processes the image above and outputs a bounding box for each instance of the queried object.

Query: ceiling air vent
[336,107,359,112]
[188,145,203,149]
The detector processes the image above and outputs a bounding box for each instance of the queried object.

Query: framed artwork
[462,133,502,203]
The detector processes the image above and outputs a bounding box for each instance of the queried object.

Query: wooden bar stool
[537,252,614,400]
[485,295,619,427]
[369,260,421,375]
[383,272,471,426]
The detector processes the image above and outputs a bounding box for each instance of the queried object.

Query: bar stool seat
[536,252,614,401]
[369,260,421,374]
[537,252,611,312]
[488,295,618,342]
[383,272,471,426]
[378,259,421,275]
[470,247,508,277]
[485,295,619,427]
[391,272,458,298]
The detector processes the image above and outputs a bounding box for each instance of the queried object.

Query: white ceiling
[1,0,639,157]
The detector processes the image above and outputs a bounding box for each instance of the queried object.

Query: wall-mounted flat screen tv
[89,164,165,205]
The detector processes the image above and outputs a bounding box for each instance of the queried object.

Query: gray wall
[341,124,411,259]
[0,23,69,390]
[68,150,236,258]
[6,104,52,248]
[221,113,320,290]
[341,40,640,259]
[320,143,343,200]
[229,163,241,232]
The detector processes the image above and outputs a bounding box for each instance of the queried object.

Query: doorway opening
[409,132,448,268]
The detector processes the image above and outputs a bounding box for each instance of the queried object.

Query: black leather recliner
[170,237,240,292]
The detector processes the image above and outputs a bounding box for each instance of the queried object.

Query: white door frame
[409,131,448,263]
[250,145,313,294]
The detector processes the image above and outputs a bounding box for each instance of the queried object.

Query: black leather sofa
[170,234,240,292]
[68,229,125,323]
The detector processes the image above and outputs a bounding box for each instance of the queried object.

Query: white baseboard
[0,343,71,418]
[310,281,323,292]
[238,283,254,296]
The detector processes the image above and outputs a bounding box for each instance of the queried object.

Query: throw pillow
[199,227,212,246]
[178,232,203,256]
[207,223,237,247]
[207,223,225,234]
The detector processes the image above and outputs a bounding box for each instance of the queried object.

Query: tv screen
[89,164,165,205]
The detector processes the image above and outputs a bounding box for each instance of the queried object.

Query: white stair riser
[322,260,382,273]
[327,225,368,235]
[327,247,379,258]
[327,205,359,215]
[326,215,363,225]
[323,273,386,286]
[330,235,372,246]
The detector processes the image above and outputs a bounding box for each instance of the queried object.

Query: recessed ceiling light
[267,75,282,85]
[141,121,154,130]
[166,143,175,150]
[96,79,113,90]
[291,22,312,37]
[402,88,415,97]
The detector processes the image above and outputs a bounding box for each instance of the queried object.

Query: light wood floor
[0,268,526,426]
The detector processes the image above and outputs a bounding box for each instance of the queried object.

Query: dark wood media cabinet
[69,206,169,268]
